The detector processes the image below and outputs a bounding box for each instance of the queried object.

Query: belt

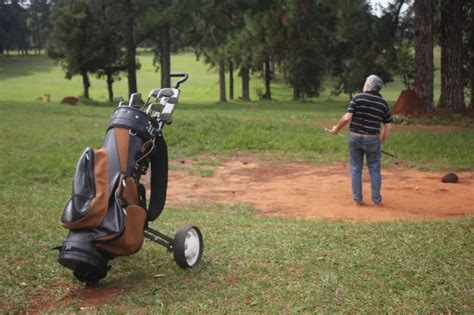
[350,131,379,137]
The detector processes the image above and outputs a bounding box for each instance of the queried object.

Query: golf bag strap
[147,135,168,221]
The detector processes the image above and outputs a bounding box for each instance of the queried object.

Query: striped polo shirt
[347,91,392,135]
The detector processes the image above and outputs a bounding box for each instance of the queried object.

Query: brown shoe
[374,203,384,207]
[355,201,366,207]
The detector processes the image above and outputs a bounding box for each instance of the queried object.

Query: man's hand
[330,112,353,136]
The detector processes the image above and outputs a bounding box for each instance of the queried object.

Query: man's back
[348,91,392,135]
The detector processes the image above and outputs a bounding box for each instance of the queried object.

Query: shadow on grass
[79,97,115,108]
[0,55,55,81]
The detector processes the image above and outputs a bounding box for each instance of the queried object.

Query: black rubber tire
[173,225,204,268]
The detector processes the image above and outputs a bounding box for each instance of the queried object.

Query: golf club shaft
[381,150,396,158]
[324,128,397,158]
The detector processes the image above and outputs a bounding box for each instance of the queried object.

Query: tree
[0,1,14,55]
[470,0,474,110]
[0,0,29,55]
[438,0,465,113]
[48,0,103,98]
[413,0,434,112]
[190,0,244,102]
[12,1,30,55]
[282,0,335,100]
[327,0,411,99]
[28,0,51,55]
[238,0,285,100]
[463,0,474,110]
[48,0,130,101]
[328,0,388,97]
[123,0,138,96]
[94,0,128,102]
[139,0,193,89]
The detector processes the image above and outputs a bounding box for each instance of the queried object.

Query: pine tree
[48,0,99,98]
[190,0,245,102]
[48,0,126,100]
[282,0,335,99]
[28,0,50,55]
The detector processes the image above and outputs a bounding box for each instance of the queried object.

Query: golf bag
[57,73,203,286]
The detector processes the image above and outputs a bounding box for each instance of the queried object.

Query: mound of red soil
[392,89,426,116]
[61,96,79,105]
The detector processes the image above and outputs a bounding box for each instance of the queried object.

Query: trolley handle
[171,72,188,89]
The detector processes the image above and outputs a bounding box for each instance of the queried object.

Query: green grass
[0,53,473,313]
[0,51,298,103]
[0,50,414,103]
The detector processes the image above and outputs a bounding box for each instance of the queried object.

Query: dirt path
[166,156,474,222]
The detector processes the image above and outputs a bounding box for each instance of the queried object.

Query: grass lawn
[0,53,473,313]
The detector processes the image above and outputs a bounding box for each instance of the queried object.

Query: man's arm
[330,112,353,135]
[381,122,392,144]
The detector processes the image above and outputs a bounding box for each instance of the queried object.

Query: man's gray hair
[365,75,384,92]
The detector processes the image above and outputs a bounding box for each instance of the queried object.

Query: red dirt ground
[29,283,126,313]
[166,156,474,222]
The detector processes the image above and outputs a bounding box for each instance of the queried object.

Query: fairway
[0,53,473,313]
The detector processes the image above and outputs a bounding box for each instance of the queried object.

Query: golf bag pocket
[118,176,141,206]
[94,205,146,256]
[61,147,110,229]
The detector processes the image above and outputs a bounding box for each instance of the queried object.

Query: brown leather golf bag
[57,73,203,286]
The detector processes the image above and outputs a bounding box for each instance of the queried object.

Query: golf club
[324,128,397,158]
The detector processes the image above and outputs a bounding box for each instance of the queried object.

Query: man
[330,75,393,207]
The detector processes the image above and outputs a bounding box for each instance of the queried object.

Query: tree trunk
[470,0,474,110]
[125,0,137,97]
[81,70,90,99]
[106,71,114,103]
[262,57,272,100]
[413,0,434,113]
[160,25,171,88]
[240,66,250,101]
[219,60,226,102]
[438,0,465,113]
[229,60,234,100]
[282,62,288,83]
[293,87,300,100]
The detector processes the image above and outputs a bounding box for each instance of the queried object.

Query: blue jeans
[348,132,382,204]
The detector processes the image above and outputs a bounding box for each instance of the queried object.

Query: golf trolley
[57,73,204,287]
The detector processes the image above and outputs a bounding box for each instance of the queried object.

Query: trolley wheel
[173,225,203,268]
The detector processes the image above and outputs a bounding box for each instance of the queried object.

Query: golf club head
[128,93,141,106]
[159,88,175,98]
[148,89,160,98]
[161,102,176,124]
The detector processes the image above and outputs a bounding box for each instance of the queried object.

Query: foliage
[27,0,51,54]
[47,1,101,81]
[47,0,128,100]
[282,0,335,99]
[0,0,29,54]
[327,0,415,96]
